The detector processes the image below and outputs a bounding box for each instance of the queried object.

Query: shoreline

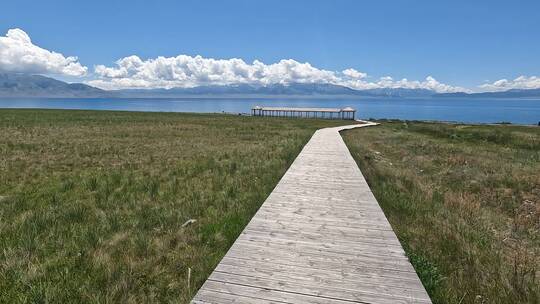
[1,107,538,127]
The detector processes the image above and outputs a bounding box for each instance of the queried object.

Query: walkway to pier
[192,122,432,304]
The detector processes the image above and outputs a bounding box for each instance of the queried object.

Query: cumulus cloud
[89,55,340,90]
[479,76,540,91]
[0,28,87,76]
[342,68,367,79]
[339,75,468,93]
[88,53,465,93]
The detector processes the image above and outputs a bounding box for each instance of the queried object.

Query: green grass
[0,109,351,303]
[342,120,540,304]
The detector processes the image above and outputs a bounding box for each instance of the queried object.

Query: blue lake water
[1,97,539,125]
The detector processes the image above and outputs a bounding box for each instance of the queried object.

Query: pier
[251,106,356,120]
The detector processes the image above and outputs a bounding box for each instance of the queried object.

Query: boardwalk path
[192,122,432,304]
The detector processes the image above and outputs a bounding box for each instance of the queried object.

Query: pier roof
[253,106,351,112]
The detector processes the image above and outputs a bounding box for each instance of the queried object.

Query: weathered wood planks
[191,122,432,304]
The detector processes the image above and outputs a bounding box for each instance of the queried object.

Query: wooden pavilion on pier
[251,106,356,120]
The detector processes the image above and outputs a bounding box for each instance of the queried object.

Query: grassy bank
[0,109,349,303]
[342,121,539,304]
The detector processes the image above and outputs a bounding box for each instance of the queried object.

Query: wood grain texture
[191,122,432,304]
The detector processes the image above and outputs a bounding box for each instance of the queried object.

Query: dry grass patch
[343,120,539,304]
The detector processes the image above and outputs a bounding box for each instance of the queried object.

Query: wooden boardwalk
[192,122,432,304]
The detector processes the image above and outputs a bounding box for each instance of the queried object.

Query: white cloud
[0,28,87,76]
[89,55,340,90]
[479,76,540,91]
[342,68,367,79]
[88,53,465,93]
[345,75,468,93]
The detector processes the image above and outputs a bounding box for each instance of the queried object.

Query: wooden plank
[191,122,432,303]
[221,255,419,279]
[200,280,367,304]
[192,289,285,304]
[208,272,431,304]
[234,236,408,259]
[248,215,394,231]
[224,245,416,273]
[240,226,404,247]
[218,256,425,285]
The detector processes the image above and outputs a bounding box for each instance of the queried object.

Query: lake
[1,97,539,125]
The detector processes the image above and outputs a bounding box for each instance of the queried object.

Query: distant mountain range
[1,72,540,99]
[115,83,361,97]
[433,88,540,98]
[0,73,111,98]
[115,83,435,98]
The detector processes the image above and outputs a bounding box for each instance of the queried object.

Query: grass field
[342,121,540,304]
[0,109,350,303]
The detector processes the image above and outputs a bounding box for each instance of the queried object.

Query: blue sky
[1,0,539,92]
